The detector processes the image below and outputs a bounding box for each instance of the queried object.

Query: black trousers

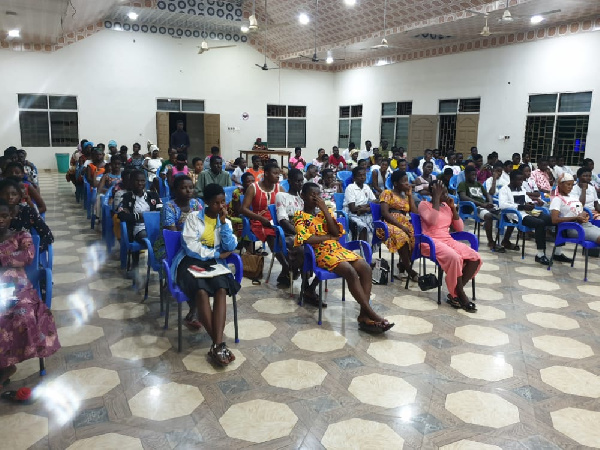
[521,213,552,251]
[131,229,147,269]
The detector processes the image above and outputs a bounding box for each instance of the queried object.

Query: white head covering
[558,173,574,183]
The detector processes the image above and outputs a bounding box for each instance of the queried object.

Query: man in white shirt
[418,149,442,175]
[344,167,376,241]
[342,142,357,162]
[572,167,600,217]
[498,171,555,265]
[484,164,507,196]
[358,140,373,162]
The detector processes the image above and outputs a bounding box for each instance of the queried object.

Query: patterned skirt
[313,240,359,271]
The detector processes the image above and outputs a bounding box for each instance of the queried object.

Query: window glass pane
[49,95,77,110]
[288,119,306,147]
[395,117,410,149]
[558,92,592,113]
[287,106,306,118]
[267,118,286,148]
[380,118,395,146]
[528,94,557,113]
[338,119,349,148]
[157,99,181,111]
[523,115,555,163]
[267,104,286,117]
[439,99,458,113]
[339,106,350,118]
[397,101,413,115]
[19,111,50,147]
[181,100,205,112]
[50,111,79,147]
[459,98,480,113]
[18,94,48,110]
[381,102,396,116]
[554,115,588,166]
[351,105,363,118]
[349,119,362,147]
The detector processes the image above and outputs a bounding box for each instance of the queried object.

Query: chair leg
[325,280,328,292]
[572,244,578,268]
[548,245,557,269]
[297,275,305,306]
[378,244,381,259]
[390,253,395,284]
[472,279,476,301]
[437,266,442,305]
[39,357,46,376]
[232,294,239,343]
[342,279,345,301]
[265,253,275,283]
[159,278,164,317]
[289,270,294,297]
[143,265,151,300]
[318,281,323,326]
[177,302,183,353]
[584,248,589,282]
[521,233,525,260]
[164,294,170,330]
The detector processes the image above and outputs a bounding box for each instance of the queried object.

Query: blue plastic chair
[408,212,478,305]
[25,234,53,376]
[336,170,352,186]
[449,175,459,192]
[300,216,372,325]
[279,179,289,193]
[158,177,170,199]
[224,186,237,205]
[496,207,550,259]
[120,220,146,272]
[266,204,293,294]
[29,228,53,271]
[458,201,482,239]
[548,222,600,281]
[371,202,400,283]
[82,177,91,215]
[139,211,163,303]
[162,229,242,352]
[366,169,373,185]
[89,187,98,228]
[333,193,350,231]
[385,174,393,190]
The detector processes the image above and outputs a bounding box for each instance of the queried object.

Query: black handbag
[418,273,439,291]
[371,259,389,285]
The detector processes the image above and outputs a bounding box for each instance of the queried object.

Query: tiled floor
[1,173,599,449]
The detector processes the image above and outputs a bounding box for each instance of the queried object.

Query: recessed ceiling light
[376,59,389,66]
[530,15,544,24]
[298,13,310,25]
[326,56,334,64]
[344,0,357,5]
[240,25,249,33]
[8,29,20,37]
[128,12,138,20]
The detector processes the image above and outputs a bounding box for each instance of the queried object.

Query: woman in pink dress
[418,180,482,312]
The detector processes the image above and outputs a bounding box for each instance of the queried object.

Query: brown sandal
[208,343,230,366]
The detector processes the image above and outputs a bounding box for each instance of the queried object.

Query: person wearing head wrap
[346,148,360,169]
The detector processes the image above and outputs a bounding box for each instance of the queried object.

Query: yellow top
[201,215,217,247]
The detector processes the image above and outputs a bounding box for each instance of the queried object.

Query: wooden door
[455,114,479,153]
[186,113,205,162]
[408,115,438,160]
[204,114,220,157]
[156,112,170,159]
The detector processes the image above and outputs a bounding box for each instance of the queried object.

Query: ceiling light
[344,0,357,5]
[128,12,138,20]
[530,15,544,24]
[240,25,249,33]
[7,29,20,38]
[376,59,389,66]
[298,13,310,25]
[326,56,334,64]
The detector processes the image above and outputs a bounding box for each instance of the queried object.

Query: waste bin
[55,153,70,173]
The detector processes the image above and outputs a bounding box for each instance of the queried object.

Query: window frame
[18,94,79,147]
[338,104,362,148]
[437,97,481,153]
[156,98,206,112]
[266,104,307,148]
[380,101,413,149]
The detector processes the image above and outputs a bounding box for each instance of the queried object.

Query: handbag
[418,273,439,291]
[241,251,264,283]
[371,258,389,285]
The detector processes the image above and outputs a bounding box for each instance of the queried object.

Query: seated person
[95,156,122,221]
[229,172,255,239]
[117,170,163,276]
[418,181,482,312]
[289,147,306,171]
[439,168,454,193]
[86,147,106,186]
[143,147,163,186]
[195,155,232,200]
[370,158,391,198]
[389,149,403,170]
[418,149,442,175]
[295,183,394,332]
[3,162,47,214]
[433,148,445,171]
[172,184,240,366]
[500,160,512,186]
[511,152,522,170]
[520,164,545,205]
[531,157,553,194]
[0,179,54,252]
[127,143,145,171]
[346,149,360,170]
[378,170,418,281]
[231,157,247,186]
[572,167,600,220]
[484,163,506,196]
[240,163,290,285]
[329,146,347,172]
[203,146,226,170]
[304,164,320,184]
[444,152,462,176]
[16,149,38,188]
[319,168,341,209]
[160,148,178,181]
[475,154,491,185]
[246,155,264,181]
[0,199,60,387]
[189,157,204,187]
[457,166,503,252]
[498,171,557,265]
[344,167,376,242]
[167,153,190,188]
[414,161,436,196]
[551,173,600,245]
[312,148,326,169]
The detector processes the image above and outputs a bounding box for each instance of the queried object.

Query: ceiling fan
[360,0,409,51]
[468,5,561,24]
[242,0,289,34]
[479,17,494,37]
[197,41,236,54]
[298,0,345,63]
[255,0,280,70]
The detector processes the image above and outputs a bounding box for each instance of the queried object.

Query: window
[266,105,306,148]
[339,104,362,148]
[156,98,205,112]
[380,101,412,149]
[437,97,480,153]
[18,94,79,147]
[524,91,591,165]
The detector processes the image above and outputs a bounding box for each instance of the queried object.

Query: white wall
[334,31,600,163]
[0,31,336,169]
[2,29,599,169]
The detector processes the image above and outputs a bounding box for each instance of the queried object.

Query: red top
[329,154,346,169]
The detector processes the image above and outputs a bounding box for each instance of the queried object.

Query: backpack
[371,258,389,285]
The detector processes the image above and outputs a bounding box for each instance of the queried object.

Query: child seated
[344,167,376,241]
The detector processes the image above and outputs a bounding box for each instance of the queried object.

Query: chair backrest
[142,211,162,244]
[385,174,393,190]
[337,170,352,183]
[163,229,182,265]
[410,212,422,235]
[366,169,373,185]
[334,192,345,211]
[449,175,459,190]
[268,204,279,226]
[369,202,382,221]
[336,217,348,246]
[25,234,40,285]
[224,186,237,205]
[102,185,115,206]
[279,179,289,193]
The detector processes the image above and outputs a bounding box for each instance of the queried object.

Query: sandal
[407,270,419,282]
[208,343,230,366]
[276,274,291,287]
[303,290,327,308]
[489,244,506,253]
[446,294,461,309]
[183,313,202,332]
[251,279,261,286]
[502,242,520,251]
[358,317,395,334]
[1,388,33,404]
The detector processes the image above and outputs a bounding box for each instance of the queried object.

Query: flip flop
[446,294,461,309]
[1,388,33,404]
[358,318,395,334]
